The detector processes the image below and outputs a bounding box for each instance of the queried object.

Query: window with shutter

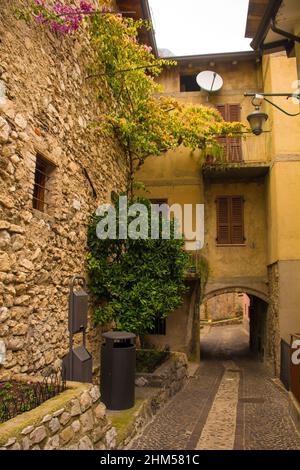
[215,104,242,162]
[228,105,242,162]
[215,105,228,161]
[148,317,166,335]
[231,196,244,244]
[216,197,230,244]
[216,196,245,245]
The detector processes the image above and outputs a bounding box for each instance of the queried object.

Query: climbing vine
[87,8,244,197]
[28,1,96,33]
[18,1,243,332]
[23,0,245,199]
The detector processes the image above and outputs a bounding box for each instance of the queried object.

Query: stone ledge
[0,376,114,450]
[0,381,88,446]
[136,351,188,389]
[109,352,189,449]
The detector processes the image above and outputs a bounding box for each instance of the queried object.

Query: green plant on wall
[198,255,209,299]
[24,1,245,199]
[87,196,190,334]
[88,9,245,198]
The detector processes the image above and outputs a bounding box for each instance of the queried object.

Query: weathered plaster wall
[136,50,300,381]
[137,59,269,293]
[155,58,267,163]
[262,53,300,374]
[278,260,300,345]
[0,1,127,376]
[267,161,300,263]
[200,292,245,321]
[137,58,270,364]
[143,278,200,361]
[262,54,300,158]
[203,179,268,284]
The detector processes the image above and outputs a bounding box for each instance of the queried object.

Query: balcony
[202,134,270,180]
[205,138,243,164]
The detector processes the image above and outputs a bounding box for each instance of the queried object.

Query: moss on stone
[136,349,170,373]
[0,382,89,446]
[108,399,145,446]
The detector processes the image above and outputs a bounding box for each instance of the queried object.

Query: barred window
[32,154,55,212]
[148,318,166,336]
[150,198,169,217]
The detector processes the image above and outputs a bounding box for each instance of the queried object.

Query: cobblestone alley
[130,325,300,450]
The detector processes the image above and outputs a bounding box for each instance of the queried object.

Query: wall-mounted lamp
[244,92,300,136]
[247,106,268,136]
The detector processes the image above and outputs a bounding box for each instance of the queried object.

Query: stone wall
[0,378,116,450]
[265,263,281,376]
[0,353,189,451]
[0,1,127,376]
[125,352,189,447]
[200,293,245,322]
[135,352,188,398]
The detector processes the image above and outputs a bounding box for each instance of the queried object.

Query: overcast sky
[148,0,252,56]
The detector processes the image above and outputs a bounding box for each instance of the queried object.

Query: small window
[150,198,169,216]
[180,74,199,92]
[148,318,166,336]
[150,198,168,205]
[216,196,245,245]
[32,154,55,212]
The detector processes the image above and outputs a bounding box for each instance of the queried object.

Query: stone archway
[201,286,270,362]
[203,286,269,305]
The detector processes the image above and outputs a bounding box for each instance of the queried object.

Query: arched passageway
[200,289,269,361]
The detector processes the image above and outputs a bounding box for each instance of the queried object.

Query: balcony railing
[205,133,269,165]
[205,138,243,164]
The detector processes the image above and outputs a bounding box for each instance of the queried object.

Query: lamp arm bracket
[263,96,300,117]
[244,92,300,98]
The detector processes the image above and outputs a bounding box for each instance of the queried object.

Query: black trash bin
[100,331,136,410]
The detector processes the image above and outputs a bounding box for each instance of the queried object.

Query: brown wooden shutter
[216,105,228,160]
[230,196,244,244]
[215,104,242,162]
[216,197,230,244]
[216,104,227,120]
[228,105,242,162]
[216,196,245,244]
[228,104,241,122]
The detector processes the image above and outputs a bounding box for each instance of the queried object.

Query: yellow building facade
[136,50,300,379]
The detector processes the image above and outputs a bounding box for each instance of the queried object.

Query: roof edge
[250,0,283,50]
[140,0,159,57]
[162,50,261,63]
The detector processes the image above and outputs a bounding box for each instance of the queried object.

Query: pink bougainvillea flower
[80,1,95,12]
[32,0,96,35]
[101,4,113,13]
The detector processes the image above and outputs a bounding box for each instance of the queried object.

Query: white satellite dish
[196,70,223,93]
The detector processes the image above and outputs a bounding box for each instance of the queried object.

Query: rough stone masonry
[0,0,128,376]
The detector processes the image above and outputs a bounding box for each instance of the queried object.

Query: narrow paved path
[130,325,300,450]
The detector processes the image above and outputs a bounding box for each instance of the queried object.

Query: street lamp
[244,92,300,136]
[247,106,268,136]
